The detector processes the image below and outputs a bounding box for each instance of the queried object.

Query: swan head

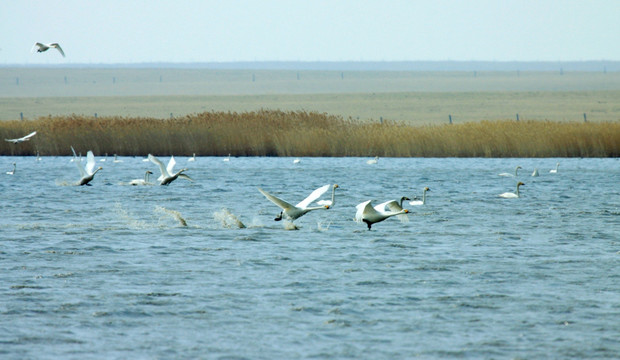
[323,205,330,209]
[97,166,103,171]
[333,184,339,189]
[401,196,411,201]
[424,187,430,191]
[403,209,409,214]
[517,181,525,187]
[146,170,153,174]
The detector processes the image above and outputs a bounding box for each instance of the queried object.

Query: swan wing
[376,200,409,222]
[85,151,96,175]
[355,200,375,223]
[21,131,37,141]
[51,43,65,57]
[296,184,330,209]
[71,146,87,177]
[258,188,296,211]
[167,156,176,175]
[178,173,193,182]
[149,154,170,178]
[382,200,405,213]
[31,42,45,53]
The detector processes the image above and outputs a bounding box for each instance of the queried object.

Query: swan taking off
[6,163,16,175]
[148,154,193,185]
[258,184,331,222]
[5,131,36,143]
[550,162,559,173]
[499,166,522,177]
[317,184,339,207]
[355,198,410,230]
[499,181,525,198]
[129,170,153,186]
[367,156,379,165]
[409,187,430,206]
[72,147,102,186]
[31,42,65,57]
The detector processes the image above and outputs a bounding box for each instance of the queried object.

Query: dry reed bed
[1,110,618,157]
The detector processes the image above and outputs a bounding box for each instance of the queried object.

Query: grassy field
[1,68,619,124]
[1,111,618,157]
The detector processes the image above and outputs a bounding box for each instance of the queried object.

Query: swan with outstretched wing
[259,184,330,222]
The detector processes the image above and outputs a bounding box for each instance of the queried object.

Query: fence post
[583,113,587,122]
[449,114,452,124]
[516,113,519,121]
[20,112,23,121]
[64,76,68,84]
[94,113,98,119]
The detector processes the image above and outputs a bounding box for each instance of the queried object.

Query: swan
[409,187,430,206]
[317,184,339,206]
[293,158,301,164]
[550,162,559,173]
[148,154,193,185]
[258,184,331,222]
[31,42,65,57]
[129,170,153,186]
[532,168,539,177]
[6,163,16,175]
[113,154,122,163]
[5,131,36,143]
[499,166,522,177]
[188,153,196,162]
[355,198,410,230]
[72,147,102,186]
[367,156,379,165]
[36,151,42,161]
[499,181,525,198]
[223,153,231,162]
[100,153,108,162]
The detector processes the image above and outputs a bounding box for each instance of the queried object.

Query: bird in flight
[5,131,36,143]
[31,42,65,57]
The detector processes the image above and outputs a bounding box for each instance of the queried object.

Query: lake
[1,156,619,359]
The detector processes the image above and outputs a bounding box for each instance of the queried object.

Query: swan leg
[364,220,372,230]
[274,212,283,221]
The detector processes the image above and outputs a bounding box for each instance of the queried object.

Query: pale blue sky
[2,0,619,65]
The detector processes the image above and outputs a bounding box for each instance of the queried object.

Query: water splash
[283,221,299,230]
[114,203,148,228]
[213,208,246,229]
[155,206,187,227]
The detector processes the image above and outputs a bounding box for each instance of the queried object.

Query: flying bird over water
[71,147,102,186]
[5,131,36,143]
[258,185,331,222]
[148,154,193,185]
[31,42,65,57]
[355,198,410,230]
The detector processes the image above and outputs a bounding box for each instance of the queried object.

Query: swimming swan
[532,168,539,177]
[188,153,196,162]
[72,147,102,186]
[148,154,193,185]
[129,170,153,186]
[355,198,410,230]
[499,166,522,177]
[409,187,430,206]
[317,184,339,206]
[6,163,16,175]
[367,156,379,165]
[499,181,525,198]
[223,154,231,162]
[550,163,559,173]
[31,42,65,57]
[5,131,36,143]
[258,185,331,222]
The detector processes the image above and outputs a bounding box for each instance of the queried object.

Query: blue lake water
[1,156,619,359]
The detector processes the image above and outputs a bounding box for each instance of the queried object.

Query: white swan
[317,184,339,206]
[36,151,42,161]
[532,168,539,177]
[258,184,331,222]
[355,198,410,230]
[409,187,430,206]
[100,153,108,162]
[188,153,196,162]
[550,162,559,173]
[293,158,301,164]
[223,153,231,162]
[499,181,525,198]
[129,170,153,186]
[113,154,122,163]
[6,163,16,175]
[31,42,65,57]
[367,156,379,165]
[148,154,193,185]
[499,166,522,177]
[5,131,36,143]
[72,147,102,186]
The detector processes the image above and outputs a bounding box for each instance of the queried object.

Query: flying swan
[148,154,193,185]
[355,198,410,230]
[499,166,522,177]
[31,42,65,57]
[258,184,331,222]
[409,187,430,206]
[72,147,102,186]
[5,131,36,143]
[129,170,153,186]
[499,181,525,199]
[317,184,339,207]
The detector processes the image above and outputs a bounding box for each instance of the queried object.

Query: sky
[2,0,620,65]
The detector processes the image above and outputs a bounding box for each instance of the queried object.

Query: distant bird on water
[5,131,36,143]
[31,42,65,57]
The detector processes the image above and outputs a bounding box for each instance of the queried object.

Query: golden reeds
[0,110,618,157]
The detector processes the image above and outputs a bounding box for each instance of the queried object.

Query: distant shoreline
[2,60,619,72]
